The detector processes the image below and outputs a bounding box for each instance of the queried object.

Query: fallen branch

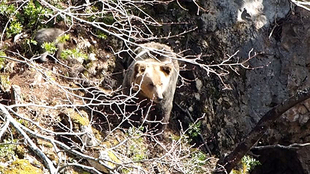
[292,0,310,11]
[0,104,57,174]
[215,88,310,173]
[252,142,310,151]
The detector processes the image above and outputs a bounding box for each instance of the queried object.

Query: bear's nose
[157,96,163,101]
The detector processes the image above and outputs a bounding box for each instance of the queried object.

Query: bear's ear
[160,65,171,76]
[134,63,146,75]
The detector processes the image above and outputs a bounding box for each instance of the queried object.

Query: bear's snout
[156,96,163,102]
[153,91,164,103]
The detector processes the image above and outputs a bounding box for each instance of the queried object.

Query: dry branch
[292,0,310,11]
[18,119,119,173]
[0,0,264,173]
[252,142,310,151]
[0,104,57,174]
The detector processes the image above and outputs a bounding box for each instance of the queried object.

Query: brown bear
[122,42,179,134]
[33,28,65,62]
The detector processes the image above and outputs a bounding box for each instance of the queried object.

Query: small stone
[298,105,308,115]
[195,93,200,100]
[299,115,310,125]
[196,79,203,92]
[10,85,22,107]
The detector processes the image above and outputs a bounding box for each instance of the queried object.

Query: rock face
[168,0,310,172]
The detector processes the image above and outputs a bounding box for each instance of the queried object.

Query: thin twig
[175,102,212,155]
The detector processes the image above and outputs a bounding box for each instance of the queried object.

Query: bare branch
[0,104,57,174]
[292,0,310,11]
[252,142,310,150]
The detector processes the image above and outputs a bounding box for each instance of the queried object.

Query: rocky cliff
[172,1,310,173]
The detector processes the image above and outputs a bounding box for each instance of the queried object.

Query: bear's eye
[160,65,171,75]
[140,66,145,73]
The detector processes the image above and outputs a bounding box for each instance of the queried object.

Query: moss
[171,134,181,141]
[92,127,104,140]
[0,140,16,162]
[107,150,120,166]
[0,73,10,91]
[122,168,130,174]
[37,139,53,148]
[80,172,91,174]
[1,159,43,174]
[67,109,89,126]
[87,141,121,173]
[18,119,30,128]
[15,145,26,158]
[126,128,148,162]
[60,48,88,62]
[0,51,6,69]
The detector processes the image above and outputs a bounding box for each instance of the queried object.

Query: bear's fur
[122,42,179,133]
[34,28,65,62]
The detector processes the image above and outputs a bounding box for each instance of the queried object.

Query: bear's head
[132,61,173,103]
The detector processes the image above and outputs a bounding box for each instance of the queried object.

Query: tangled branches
[0,0,258,173]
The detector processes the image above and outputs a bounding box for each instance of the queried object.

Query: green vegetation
[69,110,89,126]
[0,1,17,16]
[57,34,70,43]
[42,42,58,54]
[127,127,148,162]
[28,33,69,58]
[42,34,70,55]
[0,140,32,174]
[188,121,202,141]
[0,0,53,38]
[0,159,42,174]
[6,21,23,38]
[61,48,88,61]
[96,30,107,39]
[183,150,209,173]
[192,151,207,166]
[241,155,261,171]
[0,140,18,162]
[0,73,10,91]
[23,1,51,27]
[230,155,261,174]
[0,51,6,69]
[101,15,115,25]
